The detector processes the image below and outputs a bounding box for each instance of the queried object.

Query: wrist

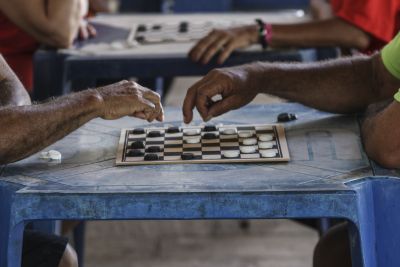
[80,89,105,118]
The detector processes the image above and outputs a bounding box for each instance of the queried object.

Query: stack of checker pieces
[116,124,289,165]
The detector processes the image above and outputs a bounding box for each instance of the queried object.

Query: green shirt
[382,32,400,80]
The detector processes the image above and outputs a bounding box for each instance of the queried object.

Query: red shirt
[0,11,39,92]
[331,0,400,52]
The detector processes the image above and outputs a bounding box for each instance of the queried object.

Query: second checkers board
[116,124,290,166]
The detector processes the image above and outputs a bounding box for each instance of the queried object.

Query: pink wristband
[264,23,273,44]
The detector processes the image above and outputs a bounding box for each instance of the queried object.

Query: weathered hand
[96,80,164,122]
[188,24,258,65]
[78,20,97,40]
[182,66,259,123]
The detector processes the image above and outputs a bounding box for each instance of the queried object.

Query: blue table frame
[1,103,399,267]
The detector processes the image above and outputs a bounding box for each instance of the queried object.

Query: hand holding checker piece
[116,123,289,165]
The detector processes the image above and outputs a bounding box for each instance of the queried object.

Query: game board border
[116,124,290,166]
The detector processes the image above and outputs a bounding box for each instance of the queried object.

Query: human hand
[188,24,259,65]
[182,66,259,123]
[95,80,164,122]
[78,20,97,40]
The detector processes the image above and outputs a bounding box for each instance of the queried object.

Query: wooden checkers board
[116,124,290,166]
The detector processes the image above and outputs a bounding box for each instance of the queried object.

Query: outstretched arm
[183,53,397,122]
[0,55,31,106]
[189,17,370,65]
[0,80,164,164]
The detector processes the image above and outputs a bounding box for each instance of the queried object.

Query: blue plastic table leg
[74,221,86,267]
[349,177,400,267]
[7,222,25,267]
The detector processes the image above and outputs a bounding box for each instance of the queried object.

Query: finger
[156,102,164,122]
[207,95,239,118]
[182,78,208,124]
[195,81,225,121]
[142,90,163,121]
[217,40,236,65]
[87,24,97,37]
[200,37,230,65]
[188,31,220,62]
[79,27,89,40]
[132,112,147,120]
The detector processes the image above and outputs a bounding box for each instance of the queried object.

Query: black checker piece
[131,128,145,135]
[126,150,144,157]
[131,141,145,149]
[148,131,162,138]
[203,133,218,139]
[166,126,180,133]
[203,125,217,132]
[181,153,195,160]
[147,146,162,153]
[144,153,159,161]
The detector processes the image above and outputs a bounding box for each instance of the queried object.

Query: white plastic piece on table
[40,150,62,161]
[258,134,274,141]
[260,149,277,158]
[185,136,201,144]
[221,128,237,135]
[243,138,257,145]
[238,131,254,138]
[223,150,240,158]
[240,146,257,154]
[183,128,201,136]
[258,141,275,149]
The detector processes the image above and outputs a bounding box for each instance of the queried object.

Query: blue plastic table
[1,103,399,267]
[33,12,337,100]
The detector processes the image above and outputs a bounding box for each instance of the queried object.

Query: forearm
[0,0,85,48]
[0,56,31,106]
[362,101,400,168]
[249,54,382,113]
[46,0,85,47]
[269,18,370,50]
[0,90,102,164]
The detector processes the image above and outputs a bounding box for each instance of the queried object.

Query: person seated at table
[0,54,164,267]
[0,0,97,93]
[188,0,400,65]
[182,30,400,267]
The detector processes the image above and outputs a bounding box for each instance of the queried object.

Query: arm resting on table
[254,54,396,113]
[0,90,102,164]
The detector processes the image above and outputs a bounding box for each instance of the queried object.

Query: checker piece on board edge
[127,149,144,157]
[131,128,145,135]
[166,126,180,133]
[144,153,159,161]
[181,153,195,160]
[148,130,162,137]
[183,128,201,136]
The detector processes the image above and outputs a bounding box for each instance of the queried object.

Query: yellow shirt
[382,32,400,80]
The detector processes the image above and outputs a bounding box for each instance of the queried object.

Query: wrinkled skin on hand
[182,66,259,123]
[188,25,259,65]
[96,80,164,122]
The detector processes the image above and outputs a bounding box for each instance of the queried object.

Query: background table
[1,103,400,267]
[33,11,338,100]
